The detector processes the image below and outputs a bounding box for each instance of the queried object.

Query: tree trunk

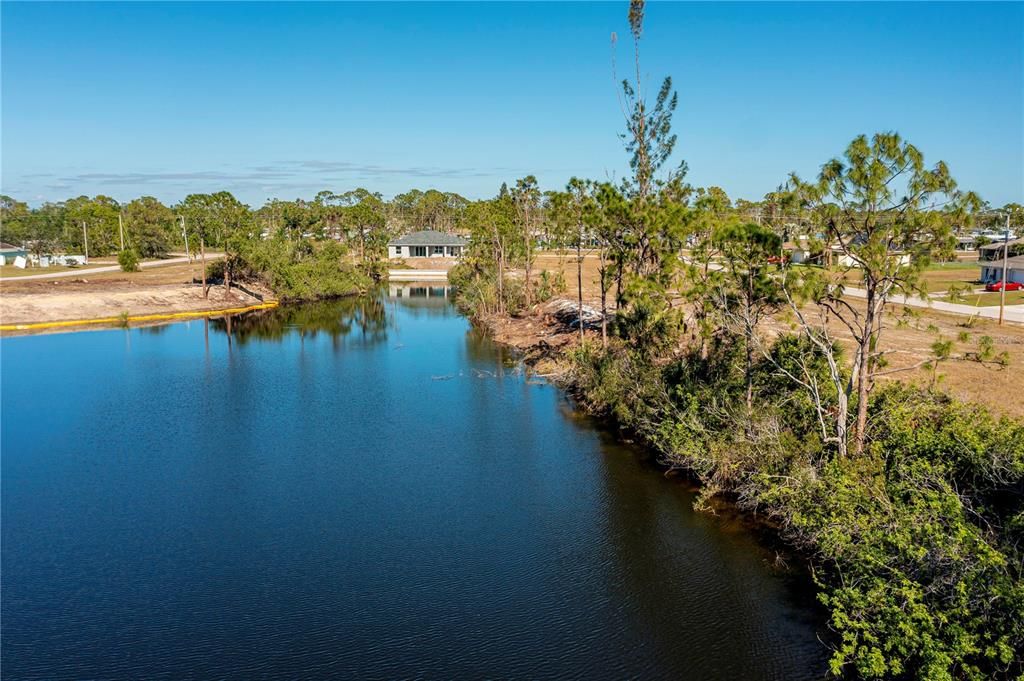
[615,260,623,309]
[577,235,584,343]
[600,252,609,349]
[224,245,231,293]
[853,286,875,456]
[744,272,754,410]
[493,225,505,315]
[523,222,532,308]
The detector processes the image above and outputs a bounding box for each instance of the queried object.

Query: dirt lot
[531,253,1024,419]
[0,261,265,330]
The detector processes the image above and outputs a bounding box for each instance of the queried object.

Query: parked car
[985,280,1023,292]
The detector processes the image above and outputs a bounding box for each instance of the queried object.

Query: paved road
[844,286,1024,324]
[2,254,221,282]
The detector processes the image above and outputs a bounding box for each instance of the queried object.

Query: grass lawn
[910,262,983,293]
[923,261,979,270]
[960,290,1024,307]
[0,257,168,279]
[838,261,982,293]
[0,264,98,278]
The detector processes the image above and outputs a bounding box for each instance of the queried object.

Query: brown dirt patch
[1,260,268,334]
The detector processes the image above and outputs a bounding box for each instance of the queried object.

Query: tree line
[0,188,473,261]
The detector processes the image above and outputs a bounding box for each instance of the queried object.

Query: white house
[389,230,468,259]
[0,242,27,266]
[979,255,1024,285]
[834,250,910,269]
[783,239,815,264]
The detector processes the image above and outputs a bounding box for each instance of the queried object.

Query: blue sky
[2,2,1021,207]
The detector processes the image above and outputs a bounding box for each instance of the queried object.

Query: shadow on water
[555,402,830,676]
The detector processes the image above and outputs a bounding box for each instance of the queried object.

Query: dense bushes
[449,262,565,318]
[207,237,370,301]
[568,337,1023,680]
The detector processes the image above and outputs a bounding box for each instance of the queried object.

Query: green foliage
[786,132,978,456]
[536,269,566,302]
[179,191,251,249]
[946,282,974,303]
[568,336,1023,681]
[117,248,140,272]
[209,237,369,302]
[65,195,121,256]
[390,188,468,232]
[807,388,1024,680]
[123,196,178,257]
[448,260,526,317]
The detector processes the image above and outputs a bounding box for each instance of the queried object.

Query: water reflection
[211,295,389,346]
[210,284,459,345]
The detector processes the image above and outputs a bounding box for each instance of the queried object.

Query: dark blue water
[2,287,827,679]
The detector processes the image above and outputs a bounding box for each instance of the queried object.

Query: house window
[412,246,427,257]
[432,246,444,255]
[394,246,402,256]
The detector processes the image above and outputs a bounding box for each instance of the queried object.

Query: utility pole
[180,216,191,260]
[999,213,1009,326]
[82,221,89,262]
[118,213,126,251]
[181,216,196,284]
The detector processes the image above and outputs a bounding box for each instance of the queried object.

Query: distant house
[783,239,816,264]
[979,255,1024,285]
[978,237,1024,262]
[954,234,977,251]
[782,238,910,268]
[389,230,468,259]
[834,249,910,269]
[0,242,27,266]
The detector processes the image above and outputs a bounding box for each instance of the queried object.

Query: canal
[1,287,827,678]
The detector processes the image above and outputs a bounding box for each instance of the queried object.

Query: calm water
[1,287,827,679]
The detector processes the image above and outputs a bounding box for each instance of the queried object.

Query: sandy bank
[1,276,271,334]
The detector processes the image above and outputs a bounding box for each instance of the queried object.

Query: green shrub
[536,269,566,303]
[209,238,370,301]
[117,248,140,272]
[449,261,526,317]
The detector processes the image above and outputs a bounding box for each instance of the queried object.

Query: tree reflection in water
[209,284,461,348]
[211,294,390,348]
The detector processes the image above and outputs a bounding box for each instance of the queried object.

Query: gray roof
[389,230,468,247]
[978,255,1024,269]
[978,237,1023,251]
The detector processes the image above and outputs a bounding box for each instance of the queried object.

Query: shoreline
[0,299,280,334]
[0,270,277,336]
[464,297,824,587]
